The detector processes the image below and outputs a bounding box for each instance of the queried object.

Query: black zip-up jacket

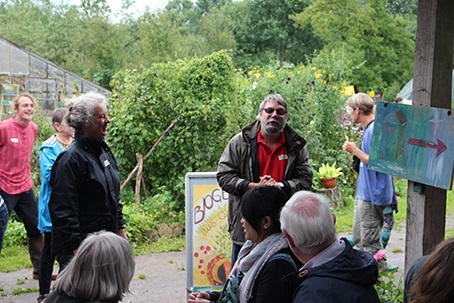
[49,133,125,254]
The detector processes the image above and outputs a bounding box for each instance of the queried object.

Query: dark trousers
[0,202,8,252]
[231,243,243,268]
[39,232,65,295]
[0,189,41,238]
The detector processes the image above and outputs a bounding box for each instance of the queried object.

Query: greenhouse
[0,35,110,120]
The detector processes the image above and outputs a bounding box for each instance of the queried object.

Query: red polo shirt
[257,131,288,182]
[0,118,38,194]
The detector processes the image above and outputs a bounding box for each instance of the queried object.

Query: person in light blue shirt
[343,93,392,258]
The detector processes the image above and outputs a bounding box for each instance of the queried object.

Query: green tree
[292,0,415,92]
[228,0,324,69]
[196,7,237,54]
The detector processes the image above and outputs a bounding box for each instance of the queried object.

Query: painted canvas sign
[185,172,231,293]
[369,102,453,190]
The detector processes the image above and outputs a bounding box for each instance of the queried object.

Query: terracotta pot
[321,177,337,188]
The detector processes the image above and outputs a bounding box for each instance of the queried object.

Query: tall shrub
[109,51,250,208]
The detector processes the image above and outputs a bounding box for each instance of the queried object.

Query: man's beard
[261,119,284,135]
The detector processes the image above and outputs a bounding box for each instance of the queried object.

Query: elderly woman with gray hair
[45,231,135,303]
[49,92,127,271]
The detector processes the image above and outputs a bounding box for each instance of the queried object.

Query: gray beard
[262,124,282,135]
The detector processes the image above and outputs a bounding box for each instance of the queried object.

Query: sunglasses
[262,107,287,116]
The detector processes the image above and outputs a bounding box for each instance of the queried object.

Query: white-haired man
[280,191,380,303]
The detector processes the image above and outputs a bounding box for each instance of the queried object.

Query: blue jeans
[0,201,9,252]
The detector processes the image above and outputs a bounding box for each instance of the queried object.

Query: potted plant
[317,161,343,188]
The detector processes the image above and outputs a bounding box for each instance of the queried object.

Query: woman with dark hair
[37,107,74,302]
[404,238,454,303]
[188,186,300,303]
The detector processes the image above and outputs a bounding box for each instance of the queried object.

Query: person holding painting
[342,93,393,266]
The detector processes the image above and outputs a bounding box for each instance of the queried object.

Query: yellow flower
[247,70,253,75]
[315,72,322,79]
[254,71,261,78]
[244,79,249,84]
[267,71,275,78]
[369,91,375,97]
[311,66,317,70]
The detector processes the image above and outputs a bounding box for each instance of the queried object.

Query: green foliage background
[107,50,361,217]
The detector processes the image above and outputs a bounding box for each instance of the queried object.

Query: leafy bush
[121,187,185,247]
[2,219,27,248]
[376,270,403,303]
[109,51,248,209]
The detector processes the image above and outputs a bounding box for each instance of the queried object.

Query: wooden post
[135,153,144,214]
[120,117,179,191]
[317,186,344,209]
[405,0,454,273]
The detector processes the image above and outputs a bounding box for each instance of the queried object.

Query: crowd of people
[0,91,451,303]
[0,92,129,302]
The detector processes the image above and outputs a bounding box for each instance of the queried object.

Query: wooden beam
[405,0,454,273]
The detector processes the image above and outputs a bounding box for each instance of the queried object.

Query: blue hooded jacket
[38,134,64,232]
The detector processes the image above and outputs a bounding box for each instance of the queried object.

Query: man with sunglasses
[217,93,313,266]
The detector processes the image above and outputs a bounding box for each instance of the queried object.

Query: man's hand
[342,140,358,154]
[259,175,280,188]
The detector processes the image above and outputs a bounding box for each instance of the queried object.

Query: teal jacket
[38,135,64,233]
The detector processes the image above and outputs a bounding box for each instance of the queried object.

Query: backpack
[216,274,240,303]
[216,253,296,303]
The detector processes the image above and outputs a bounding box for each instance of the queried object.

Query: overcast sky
[103,0,170,15]
[57,0,171,19]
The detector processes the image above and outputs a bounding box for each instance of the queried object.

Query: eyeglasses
[262,107,287,116]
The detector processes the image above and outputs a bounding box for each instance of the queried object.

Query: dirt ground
[0,227,410,303]
[0,251,187,303]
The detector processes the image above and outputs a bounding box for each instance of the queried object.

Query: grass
[0,245,31,272]
[334,178,453,235]
[132,235,185,255]
[11,287,38,295]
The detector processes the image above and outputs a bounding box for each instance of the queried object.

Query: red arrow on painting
[408,138,447,157]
